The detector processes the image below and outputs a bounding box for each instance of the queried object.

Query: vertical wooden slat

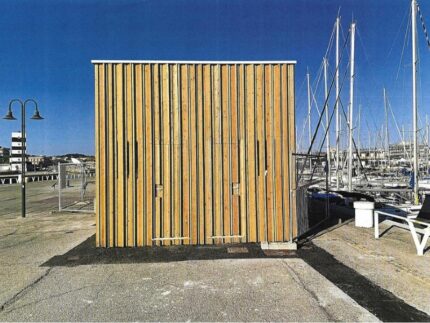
[265,64,274,242]
[107,64,115,247]
[213,65,222,243]
[273,64,283,241]
[95,64,100,247]
[197,65,205,245]
[113,68,119,247]
[281,64,290,240]
[203,64,213,244]
[99,65,107,247]
[116,64,125,247]
[256,64,266,242]
[153,64,161,245]
[288,64,297,239]
[238,65,247,243]
[246,64,257,242]
[162,64,171,245]
[181,64,190,244]
[172,64,181,244]
[142,64,153,246]
[189,65,198,244]
[230,65,240,242]
[135,64,144,246]
[221,65,231,243]
[126,64,135,246]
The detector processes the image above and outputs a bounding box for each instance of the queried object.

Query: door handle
[257,140,260,176]
[126,141,130,178]
[135,140,138,178]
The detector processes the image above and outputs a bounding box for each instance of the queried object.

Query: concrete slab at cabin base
[261,241,298,250]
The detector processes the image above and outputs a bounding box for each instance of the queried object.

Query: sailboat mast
[412,0,419,204]
[307,70,312,171]
[324,58,330,183]
[358,104,361,156]
[335,17,340,190]
[307,70,312,149]
[348,22,356,191]
[427,115,429,174]
[402,124,407,160]
[384,88,390,168]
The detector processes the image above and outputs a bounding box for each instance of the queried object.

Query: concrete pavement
[1,181,427,321]
[312,219,430,316]
[0,212,95,310]
[0,257,378,321]
[0,208,377,321]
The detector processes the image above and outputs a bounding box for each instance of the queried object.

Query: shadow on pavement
[42,235,297,267]
[299,242,430,322]
[41,234,430,321]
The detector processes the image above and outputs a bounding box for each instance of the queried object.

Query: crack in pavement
[2,285,96,315]
[0,236,38,251]
[0,228,94,237]
[78,270,115,320]
[279,259,336,321]
[0,267,54,312]
[0,229,18,239]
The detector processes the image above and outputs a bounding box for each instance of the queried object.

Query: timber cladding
[93,61,297,247]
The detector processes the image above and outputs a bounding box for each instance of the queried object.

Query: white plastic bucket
[353,201,375,228]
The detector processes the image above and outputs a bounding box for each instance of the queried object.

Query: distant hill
[55,153,94,158]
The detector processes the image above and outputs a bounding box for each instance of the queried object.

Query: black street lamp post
[3,99,43,218]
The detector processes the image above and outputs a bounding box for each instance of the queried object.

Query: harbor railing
[57,162,95,213]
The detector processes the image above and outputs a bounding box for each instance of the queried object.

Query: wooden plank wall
[95,62,296,247]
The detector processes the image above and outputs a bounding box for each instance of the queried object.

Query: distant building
[28,155,44,165]
[28,155,51,169]
[0,146,10,157]
[0,145,11,173]
[10,132,27,171]
[0,146,10,165]
[326,142,430,169]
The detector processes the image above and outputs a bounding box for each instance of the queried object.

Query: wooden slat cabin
[93,60,297,247]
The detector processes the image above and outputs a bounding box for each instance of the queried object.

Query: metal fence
[58,162,95,213]
[294,153,330,237]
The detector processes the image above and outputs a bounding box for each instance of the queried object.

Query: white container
[353,201,375,228]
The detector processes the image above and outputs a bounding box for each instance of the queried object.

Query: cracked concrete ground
[0,210,95,312]
[1,182,429,321]
[1,257,379,321]
[0,208,377,321]
[0,182,396,321]
[312,220,430,316]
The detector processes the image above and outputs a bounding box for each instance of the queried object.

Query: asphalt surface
[0,180,94,218]
[0,181,427,321]
[0,209,376,321]
[312,220,430,316]
[299,242,430,321]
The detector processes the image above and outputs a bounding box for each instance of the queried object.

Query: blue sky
[0,0,428,155]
